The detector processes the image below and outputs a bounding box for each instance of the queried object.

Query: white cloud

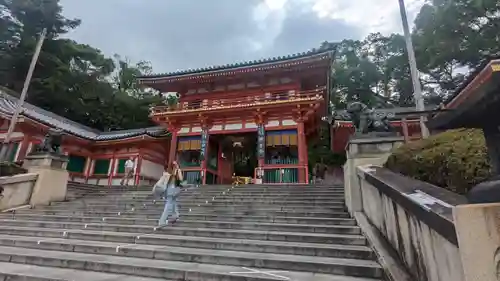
[252,0,288,51]
[310,0,426,35]
[59,0,426,72]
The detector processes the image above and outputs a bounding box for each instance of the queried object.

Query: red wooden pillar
[84,157,92,183]
[168,129,179,166]
[108,154,116,186]
[134,152,143,186]
[217,142,223,184]
[200,127,209,185]
[297,120,307,183]
[401,118,410,143]
[16,134,31,161]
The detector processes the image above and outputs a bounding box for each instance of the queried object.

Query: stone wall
[354,165,466,281]
[0,173,37,211]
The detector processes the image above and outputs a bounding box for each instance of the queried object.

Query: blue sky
[59,0,424,73]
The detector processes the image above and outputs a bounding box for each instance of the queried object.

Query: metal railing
[150,87,325,115]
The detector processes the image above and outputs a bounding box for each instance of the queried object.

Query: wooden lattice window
[67,155,86,173]
[93,159,110,175]
[117,159,127,174]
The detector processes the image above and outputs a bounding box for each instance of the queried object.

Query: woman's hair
[166,161,179,174]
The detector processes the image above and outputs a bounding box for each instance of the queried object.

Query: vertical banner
[200,128,208,161]
[257,124,265,158]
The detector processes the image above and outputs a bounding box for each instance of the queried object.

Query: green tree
[328,34,420,109]
[413,0,500,96]
[0,0,162,131]
[330,39,381,108]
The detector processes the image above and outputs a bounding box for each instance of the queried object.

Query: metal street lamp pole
[397,0,429,138]
[0,28,47,161]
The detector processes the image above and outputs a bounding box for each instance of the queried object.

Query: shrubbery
[385,129,492,194]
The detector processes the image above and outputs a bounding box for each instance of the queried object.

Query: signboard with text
[200,129,208,161]
[257,124,265,158]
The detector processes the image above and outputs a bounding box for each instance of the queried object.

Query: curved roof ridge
[138,46,335,80]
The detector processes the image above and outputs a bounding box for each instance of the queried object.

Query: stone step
[32,204,346,212]
[0,261,167,281]
[59,199,346,206]
[160,188,344,193]
[0,228,369,258]
[0,246,382,280]
[63,195,343,201]
[63,196,346,203]
[62,198,346,204]
[0,225,367,245]
[69,184,342,190]
[0,217,360,234]
[12,209,348,218]
[0,213,357,226]
[69,188,345,194]
[65,192,346,201]
[66,193,346,201]
[0,219,362,237]
[64,202,346,209]
[0,236,381,276]
[71,198,346,204]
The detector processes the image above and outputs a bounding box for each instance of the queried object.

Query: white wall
[140,159,163,180]
[71,177,85,183]
[86,178,108,186]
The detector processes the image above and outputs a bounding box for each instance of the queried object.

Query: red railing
[151,87,325,116]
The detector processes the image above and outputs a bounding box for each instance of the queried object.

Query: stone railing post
[22,152,69,206]
[344,136,404,214]
[454,203,500,281]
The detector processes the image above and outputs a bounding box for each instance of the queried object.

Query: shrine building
[139,47,334,184]
[0,90,170,186]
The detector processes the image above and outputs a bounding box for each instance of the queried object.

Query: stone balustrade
[345,135,500,281]
[0,173,37,211]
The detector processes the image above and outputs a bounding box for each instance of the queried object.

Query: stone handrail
[0,173,38,211]
[354,165,466,281]
[344,135,500,281]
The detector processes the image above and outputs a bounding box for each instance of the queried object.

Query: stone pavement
[0,183,384,280]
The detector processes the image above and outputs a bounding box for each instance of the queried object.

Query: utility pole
[397,0,430,138]
[0,28,47,161]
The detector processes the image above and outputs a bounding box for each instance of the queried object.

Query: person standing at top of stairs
[120,157,135,186]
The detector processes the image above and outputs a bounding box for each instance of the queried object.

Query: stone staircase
[0,183,384,280]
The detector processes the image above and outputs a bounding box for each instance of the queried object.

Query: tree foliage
[328,0,500,109]
[413,0,500,94]
[0,0,163,131]
[385,129,491,194]
[2,0,500,132]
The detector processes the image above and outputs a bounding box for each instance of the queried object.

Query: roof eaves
[138,47,335,81]
[0,90,170,142]
[444,57,500,106]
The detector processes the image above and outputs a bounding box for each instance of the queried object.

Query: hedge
[385,129,491,195]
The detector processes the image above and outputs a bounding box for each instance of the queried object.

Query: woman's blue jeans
[159,195,180,226]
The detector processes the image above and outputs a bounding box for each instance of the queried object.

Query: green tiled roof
[138,46,335,79]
